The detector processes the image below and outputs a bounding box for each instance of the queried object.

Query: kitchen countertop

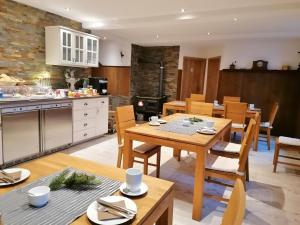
[0,95,109,108]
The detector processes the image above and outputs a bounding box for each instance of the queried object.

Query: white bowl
[28,186,50,207]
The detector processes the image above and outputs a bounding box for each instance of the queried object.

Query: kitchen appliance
[88,77,108,95]
[41,102,73,152]
[2,105,41,163]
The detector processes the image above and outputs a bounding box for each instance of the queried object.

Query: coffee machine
[89,77,108,95]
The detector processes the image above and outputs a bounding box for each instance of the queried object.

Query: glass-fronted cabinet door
[74,34,84,65]
[60,29,73,64]
[86,36,98,67]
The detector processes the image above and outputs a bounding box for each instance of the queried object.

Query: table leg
[156,191,174,225]
[123,133,133,169]
[192,149,206,221]
[162,105,168,117]
[223,124,231,142]
[173,148,181,161]
[254,114,261,151]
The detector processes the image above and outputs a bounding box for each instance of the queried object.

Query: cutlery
[0,170,16,180]
[97,198,136,215]
[0,177,14,184]
[0,174,15,183]
[98,205,134,220]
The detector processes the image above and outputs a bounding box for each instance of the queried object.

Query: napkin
[97,200,127,221]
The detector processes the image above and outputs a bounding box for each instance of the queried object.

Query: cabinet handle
[84,113,88,116]
[84,103,88,106]
[84,123,88,127]
[101,101,105,103]
[83,133,87,137]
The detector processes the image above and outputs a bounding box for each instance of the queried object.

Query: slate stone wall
[0,0,91,88]
[131,44,180,100]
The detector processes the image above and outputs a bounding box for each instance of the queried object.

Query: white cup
[206,120,215,129]
[249,104,255,109]
[214,100,218,105]
[27,186,50,207]
[149,116,159,123]
[126,168,142,193]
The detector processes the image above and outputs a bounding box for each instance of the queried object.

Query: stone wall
[0,0,91,88]
[131,44,180,100]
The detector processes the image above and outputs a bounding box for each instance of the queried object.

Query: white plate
[87,196,137,225]
[157,119,167,124]
[197,128,216,135]
[0,168,31,187]
[149,121,160,126]
[120,182,148,197]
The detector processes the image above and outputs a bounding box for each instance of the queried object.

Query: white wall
[216,39,300,70]
[98,36,132,66]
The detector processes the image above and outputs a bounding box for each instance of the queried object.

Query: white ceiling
[15,0,300,46]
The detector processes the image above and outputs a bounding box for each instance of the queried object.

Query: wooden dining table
[0,153,175,225]
[122,113,232,221]
[162,101,261,151]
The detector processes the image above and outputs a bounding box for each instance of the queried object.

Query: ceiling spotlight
[103,36,107,40]
[64,7,70,11]
[233,17,238,21]
[207,32,211,35]
[181,8,185,13]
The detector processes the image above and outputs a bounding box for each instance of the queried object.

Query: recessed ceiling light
[233,17,238,21]
[102,36,107,40]
[181,8,185,13]
[156,34,159,39]
[207,32,211,35]
[64,7,70,11]
[177,15,195,20]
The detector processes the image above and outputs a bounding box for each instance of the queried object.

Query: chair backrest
[224,102,247,124]
[221,178,246,225]
[223,96,241,103]
[115,105,136,145]
[190,94,205,102]
[238,119,256,172]
[269,102,279,126]
[186,99,213,116]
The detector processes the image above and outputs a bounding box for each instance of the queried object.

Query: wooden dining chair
[209,115,258,182]
[186,99,213,116]
[190,93,205,102]
[204,118,256,202]
[115,105,161,177]
[221,178,246,225]
[223,96,241,103]
[273,136,300,172]
[260,102,279,150]
[224,102,248,142]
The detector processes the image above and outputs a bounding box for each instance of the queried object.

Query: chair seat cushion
[206,154,240,173]
[260,121,273,129]
[278,136,300,146]
[211,141,241,153]
[232,123,246,129]
[133,142,160,153]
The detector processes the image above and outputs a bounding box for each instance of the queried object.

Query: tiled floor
[63,134,300,225]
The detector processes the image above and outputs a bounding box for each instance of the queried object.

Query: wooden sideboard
[217,69,300,137]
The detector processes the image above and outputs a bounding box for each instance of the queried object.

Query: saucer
[120,182,148,197]
[197,128,216,135]
[157,119,167,124]
[149,121,160,126]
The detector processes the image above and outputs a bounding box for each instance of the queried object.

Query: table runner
[158,117,207,135]
[0,168,122,225]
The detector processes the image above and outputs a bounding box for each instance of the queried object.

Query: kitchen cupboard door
[74,33,85,66]
[95,98,108,135]
[86,36,99,67]
[60,29,74,65]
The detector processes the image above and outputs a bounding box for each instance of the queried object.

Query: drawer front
[73,119,95,131]
[73,98,105,110]
[97,98,108,108]
[73,109,97,121]
[73,128,96,143]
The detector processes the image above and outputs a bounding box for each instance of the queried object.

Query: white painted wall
[203,39,300,70]
[97,35,132,66]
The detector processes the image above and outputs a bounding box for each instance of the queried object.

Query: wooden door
[180,57,206,100]
[205,56,221,102]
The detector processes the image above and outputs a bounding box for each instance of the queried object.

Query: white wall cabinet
[72,98,108,143]
[46,26,99,67]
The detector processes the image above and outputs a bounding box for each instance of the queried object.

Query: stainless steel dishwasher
[41,102,73,152]
[2,105,41,163]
